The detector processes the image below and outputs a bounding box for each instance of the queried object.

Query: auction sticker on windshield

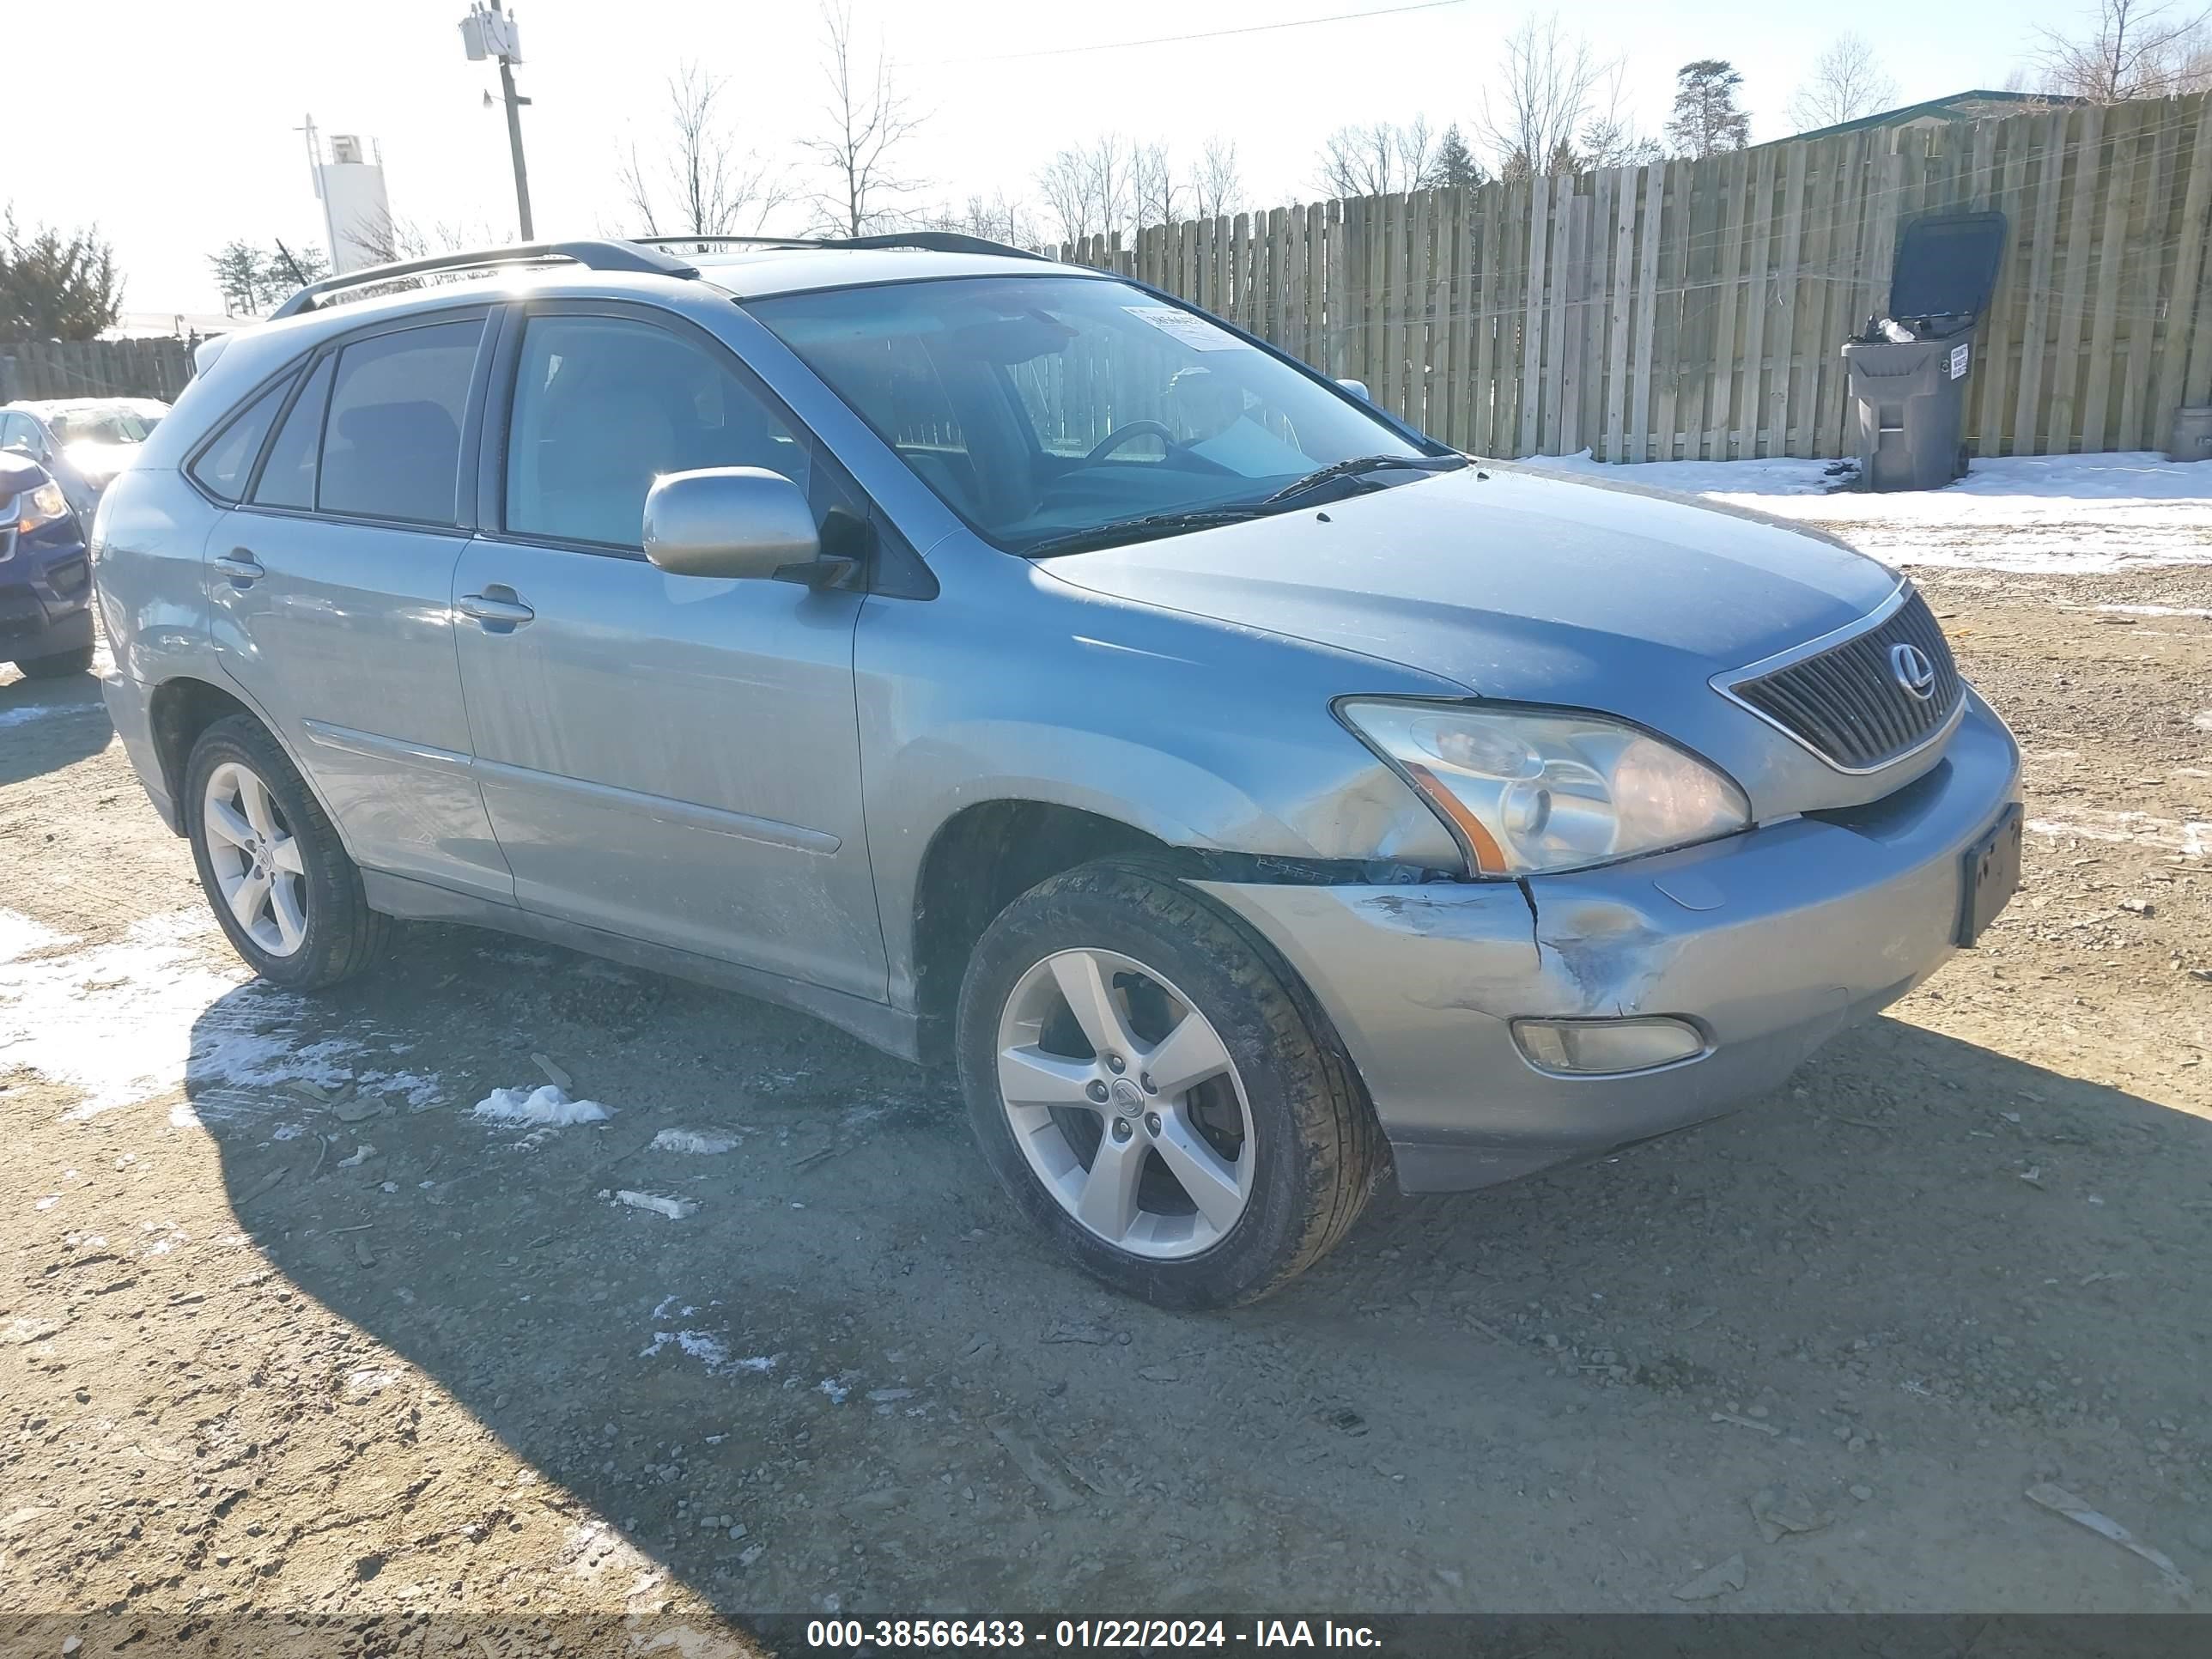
[1124,306,1249,350]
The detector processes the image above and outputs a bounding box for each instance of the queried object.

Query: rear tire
[15,643,94,679]
[957,857,1382,1309]
[184,714,390,990]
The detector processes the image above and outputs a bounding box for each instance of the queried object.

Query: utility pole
[462,1,533,240]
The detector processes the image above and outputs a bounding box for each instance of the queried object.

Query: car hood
[1042,465,1897,691]
[1038,464,1914,815]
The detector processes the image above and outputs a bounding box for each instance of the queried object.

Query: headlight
[9,482,70,534]
[1339,699,1750,877]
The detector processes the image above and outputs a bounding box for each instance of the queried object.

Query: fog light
[1512,1017,1705,1075]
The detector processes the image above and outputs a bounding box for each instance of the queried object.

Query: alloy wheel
[201,760,310,957]
[994,947,1254,1259]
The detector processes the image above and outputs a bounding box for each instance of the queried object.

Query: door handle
[458,587,535,630]
[213,548,264,586]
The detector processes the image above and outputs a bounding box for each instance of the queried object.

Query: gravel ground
[1,553,2208,1651]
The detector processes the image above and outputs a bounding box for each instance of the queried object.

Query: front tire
[957,858,1382,1309]
[184,715,389,990]
[15,643,94,679]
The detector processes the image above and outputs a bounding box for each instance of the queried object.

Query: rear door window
[188,373,298,501]
[503,312,808,550]
[250,356,333,511]
[316,319,483,526]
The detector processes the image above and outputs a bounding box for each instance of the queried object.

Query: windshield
[746,275,1437,554]
[49,404,163,445]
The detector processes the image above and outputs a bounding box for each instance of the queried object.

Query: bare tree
[1786,33,1901,131]
[352,210,499,265]
[618,61,787,239]
[1577,64,1663,171]
[1189,135,1244,219]
[1481,13,1608,180]
[1131,143,1184,229]
[1316,118,1438,197]
[803,3,927,237]
[2033,0,2212,100]
[1038,135,1136,245]
[917,192,1041,249]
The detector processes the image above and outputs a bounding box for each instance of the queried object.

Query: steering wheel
[1084,420,1175,464]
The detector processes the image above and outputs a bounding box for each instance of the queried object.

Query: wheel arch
[147,675,354,857]
[908,798,1179,1063]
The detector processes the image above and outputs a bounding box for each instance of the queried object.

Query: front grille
[1727,589,1962,770]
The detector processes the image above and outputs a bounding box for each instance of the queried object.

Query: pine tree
[1,210,123,340]
[1665,60,1752,159]
[208,241,264,317]
[1427,123,1488,190]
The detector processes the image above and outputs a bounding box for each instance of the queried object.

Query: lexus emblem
[1889,641,1937,701]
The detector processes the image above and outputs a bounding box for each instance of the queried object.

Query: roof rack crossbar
[269,239,700,319]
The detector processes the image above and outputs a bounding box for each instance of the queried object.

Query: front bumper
[0,532,94,664]
[1197,689,2022,1194]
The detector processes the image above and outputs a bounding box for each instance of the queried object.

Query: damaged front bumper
[1194,690,2022,1194]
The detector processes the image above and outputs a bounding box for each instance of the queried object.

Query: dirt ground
[2,550,2209,1650]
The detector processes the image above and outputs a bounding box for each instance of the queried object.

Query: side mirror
[1335,378,1371,402]
[643,467,819,580]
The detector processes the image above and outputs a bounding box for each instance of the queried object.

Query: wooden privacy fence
[1060,91,2212,462]
[0,337,198,404]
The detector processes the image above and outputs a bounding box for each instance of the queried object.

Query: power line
[938,0,1469,66]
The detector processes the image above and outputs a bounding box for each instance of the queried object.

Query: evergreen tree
[1,209,123,340]
[1665,60,1751,158]
[1427,123,1489,190]
[208,241,264,317]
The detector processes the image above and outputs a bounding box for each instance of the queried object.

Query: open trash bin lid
[1888,210,2008,326]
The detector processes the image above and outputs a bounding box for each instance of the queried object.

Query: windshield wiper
[1262,453,1467,506]
[1024,506,1273,559]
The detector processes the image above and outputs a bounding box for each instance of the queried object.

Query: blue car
[0,450,95,678]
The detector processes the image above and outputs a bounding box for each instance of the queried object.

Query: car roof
[687,246,1099,298]
[180,240,1124,394]
[260,239,1108,327]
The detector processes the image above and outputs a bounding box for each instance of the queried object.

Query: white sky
[11,0,2082,317]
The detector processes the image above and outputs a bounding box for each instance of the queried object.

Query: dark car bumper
[0,526,94,663]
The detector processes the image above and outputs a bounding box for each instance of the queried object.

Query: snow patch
[616,1188,697,1219]
[471,1085,610,1126]
[1519,451,2212,573]
[0,702,88,729]
[639,1331,778,1377]
[0,913,71,963]
[2026,811,2209,857]
[0,908,447,1121]
[649,1128,737,1156]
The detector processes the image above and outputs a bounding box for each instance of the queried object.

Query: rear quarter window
[185,372,297,502]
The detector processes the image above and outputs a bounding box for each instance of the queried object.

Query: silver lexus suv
[95,234,2022,1307]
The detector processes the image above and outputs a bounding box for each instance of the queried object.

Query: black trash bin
[1841,210,2009,492]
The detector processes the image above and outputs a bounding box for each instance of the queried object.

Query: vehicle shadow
[0,665,112,787]
[185,928,2212,1616]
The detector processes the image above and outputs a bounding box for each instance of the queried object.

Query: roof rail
[825,231,1047,262]
[629,234,820,251]
[633,230,1048,263]
[269,240,700,319]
